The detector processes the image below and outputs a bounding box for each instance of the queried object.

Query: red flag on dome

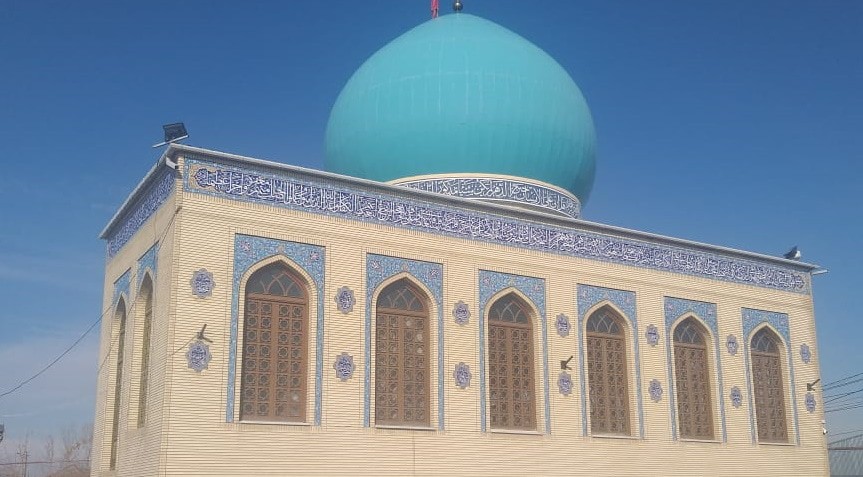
[431,0,439,18]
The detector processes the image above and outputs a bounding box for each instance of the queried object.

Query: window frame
[373,277,433,428]
[235,259,314,425]
[583,304,636,437]
[485,291,540,432]
[108,297,128,470]
[748,325,791,444]
[670,316,716,441]
[135,274,154,429]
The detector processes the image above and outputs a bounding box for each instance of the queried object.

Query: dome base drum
[392,174,582,218]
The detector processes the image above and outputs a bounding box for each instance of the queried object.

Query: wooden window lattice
[137,278,153,428]
[375,279,430,426]
[586,307,631,435]
[240,263,308,422]
[673,318,714,440]
[488,294,536,430]
[751,328,788,443]
[109,300,127,470]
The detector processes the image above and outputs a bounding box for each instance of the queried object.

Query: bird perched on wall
[784,246,801,260]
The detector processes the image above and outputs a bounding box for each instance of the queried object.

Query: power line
[824,377,863,392]
[825,387,863,404]
[0,317,101,399]
[0,459,88,467]
[829,429,863,439]
[826,400,863,412]
[826,403,863,413]
[0,205,180,400]
[823,372,863,390]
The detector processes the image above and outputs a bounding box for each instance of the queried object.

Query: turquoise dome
[325,13,596,203]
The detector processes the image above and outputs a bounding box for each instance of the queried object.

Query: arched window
[375,279,430,426]
[137,276,153,428]
[586,306,630,435]
[751,327,788,443]
[109,298,127,470]
[240,262,309,422]
[673,317,714,440]
[487,293,536,430]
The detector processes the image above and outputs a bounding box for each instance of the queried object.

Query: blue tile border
[184,157,809,295]
[136,244,158,289]
[663,297,726,442]
[395,176,581,219]
[576,285,643,438]
[106,169,175,258]
[364,254,444,429]
[741,308,799,445]
[478,271,549,434]
[112,269,131,308]
[227,234,325,425]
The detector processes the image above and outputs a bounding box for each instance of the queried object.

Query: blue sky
[0,0,861,452]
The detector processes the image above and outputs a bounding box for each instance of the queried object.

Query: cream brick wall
[95,154,828,476]
[93,190,180,477]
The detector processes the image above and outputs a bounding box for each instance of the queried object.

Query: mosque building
[91,6,828,476]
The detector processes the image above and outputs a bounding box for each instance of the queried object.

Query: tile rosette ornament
[187,340,212,372]
[555,314,571,337]
[800,343,812,364]
[730,386,743,408]
[726,334,739,356]
[648,379,663,402]
[333,353,355,381]
[645,324,659,346]
[558,372,574,396]
[190,269,215,298]
[452,301,471,326]
[805,392,816,413]
[335,286,356,314]
[453,362,472,389]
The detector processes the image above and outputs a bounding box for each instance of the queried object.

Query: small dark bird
[783,246,801,260]
[197,324,213,343]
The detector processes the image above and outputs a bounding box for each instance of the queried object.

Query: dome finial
[453,0,463,12]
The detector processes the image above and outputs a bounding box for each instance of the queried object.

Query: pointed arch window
[751,327,788,443]
[240,262,309,422]
[487,294,536,430]
[109,299,127,470]
[375,279,430,426]
[673,317,714,440]
[137,276,153,428]
[586,306,630,435]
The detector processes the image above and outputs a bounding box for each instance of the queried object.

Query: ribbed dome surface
[325,13,596,202]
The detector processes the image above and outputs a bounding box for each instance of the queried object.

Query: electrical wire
[824,387,863,404]
[829,429,863,439]
[0,459,89,467]
[0,317,101,399]
[826,403,863,413]
[823,372,863,391]
[0,204,180,400]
